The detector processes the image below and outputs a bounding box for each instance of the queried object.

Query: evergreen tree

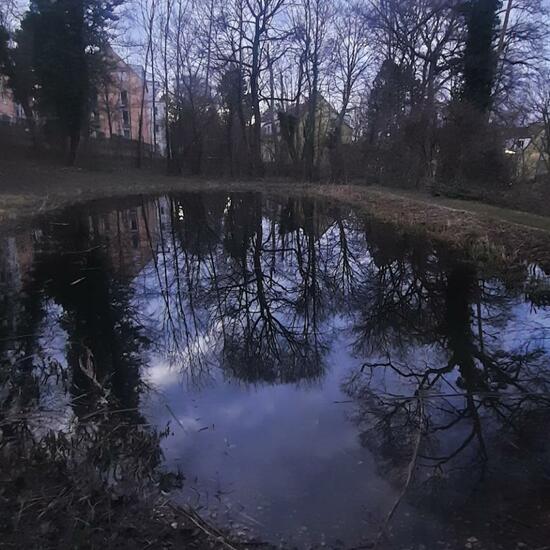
[1,22,37,141]
[20,0,122,164]
[0,23,9,74]
[367,60,417,147]
[461,0,502,113]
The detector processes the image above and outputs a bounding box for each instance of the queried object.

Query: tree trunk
[21,101,37,150]
[67,131,80,166]
[250,23,264,177]
[304,68,318,182]
[103,82,113,138]
[137,0,155,168]
[163,0,173,174]
[136,66,148,168]
[267,47,279,171]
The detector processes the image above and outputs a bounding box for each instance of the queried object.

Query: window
[120,90,128,106]
[123,129,130,139]
[122,110,130,125]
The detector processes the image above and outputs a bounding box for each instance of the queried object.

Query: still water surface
[1,192,550,549]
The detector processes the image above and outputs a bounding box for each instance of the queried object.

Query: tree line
[0,0,548,186]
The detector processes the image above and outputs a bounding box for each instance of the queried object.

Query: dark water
[2,191,550,549]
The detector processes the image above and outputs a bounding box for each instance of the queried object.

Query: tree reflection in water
[138,192,342,384]
[1,192,550,547]
[344,224,550,542]
[0,201,180,547]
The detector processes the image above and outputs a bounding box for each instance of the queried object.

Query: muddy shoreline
[1,159,550,268]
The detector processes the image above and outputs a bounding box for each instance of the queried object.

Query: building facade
[262,96,354,166]
[0,76,23,124]
[91,50,154,146]
[1,49,161,151]
[505,125,549,181]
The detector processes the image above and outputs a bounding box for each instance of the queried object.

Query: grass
[1,158,550,272]
[313,184,550,272]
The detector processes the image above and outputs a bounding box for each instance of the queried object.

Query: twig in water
[375,392,425,548]
[165,404,188,433]
[167,502,240,550]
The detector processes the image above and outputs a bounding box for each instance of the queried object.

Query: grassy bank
[314,185,550,273]
[1,158,550,271]
[0,432,251,550]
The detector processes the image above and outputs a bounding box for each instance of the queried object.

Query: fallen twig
[165,404,189,433]
[167,502,241,550]
[375,392,425,547]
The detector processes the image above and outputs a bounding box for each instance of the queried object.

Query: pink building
[91,49,154,147]
[1,49,160,150]
[0,76,22,123]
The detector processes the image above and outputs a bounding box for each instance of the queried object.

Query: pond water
[1,191,550,549]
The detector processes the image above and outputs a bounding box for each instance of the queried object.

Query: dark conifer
[461,0,502,113]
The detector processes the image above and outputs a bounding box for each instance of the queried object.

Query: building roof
[501,124,544,140]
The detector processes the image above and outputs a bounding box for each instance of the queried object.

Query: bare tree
[492,0,549,118]
[328,0,371,179]
[247,0,287,175]
[136,0,156,168]
[526,70,550,175]
[292,0,331,181]
[367,0,463,185]
[160,0,174,171]
[0,0,20,31]
[118,0,547,187]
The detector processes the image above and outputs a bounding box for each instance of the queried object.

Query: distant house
[1,48,162,153]
[262,95,353,164]
[0,76,24,124]
[504,124,548,181]
[91,49,152,146]
[88,197,169,277]
[90,48,168,154]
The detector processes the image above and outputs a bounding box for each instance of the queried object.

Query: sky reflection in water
[1,191,550,549]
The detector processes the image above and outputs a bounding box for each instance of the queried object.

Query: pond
[1,191,550,549]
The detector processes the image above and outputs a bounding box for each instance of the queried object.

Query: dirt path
[371,185,550,233]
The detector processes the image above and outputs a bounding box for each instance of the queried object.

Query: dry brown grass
[310,184,550,270]
[1,158,550,271]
